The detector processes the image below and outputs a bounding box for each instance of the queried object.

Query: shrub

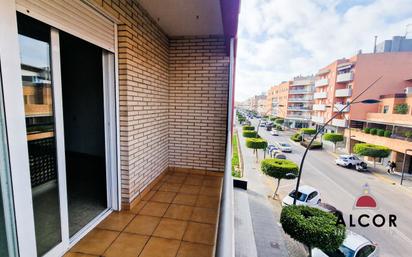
[275,118,284,124]
[290,133,302,142]
[280,205,346,253]
[353,143,391,167]
[384,130,392,138]
[242,125,255,131]
[246,138,268,161]
[323,133,344,152]
[243,130,257,138]
[395,103,409,114]
[370,128,377,135]
[270,116,277,121]
[275,124,283,131]
[300,140,322,149]
[363,127,371,134]
[377,129,385,137]
[300,128,316,135]
[405,131,412,139]
[261,159,298,198]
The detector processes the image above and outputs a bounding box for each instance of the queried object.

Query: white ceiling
[138,0,224,36]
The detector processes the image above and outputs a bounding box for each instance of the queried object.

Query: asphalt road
[249,119,412,257]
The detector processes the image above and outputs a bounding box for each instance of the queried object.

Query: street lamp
[292,77,383,205]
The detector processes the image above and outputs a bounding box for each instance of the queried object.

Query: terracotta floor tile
[184,176,204,186]
[178,185,201,195]
[103,232,148,257]
[151,191,177,203]
[64,253,97,257]
[151,181,163,191]
[142,191,156,201]
[196,195,220,209]
[203,177,222,188]
[190,207,218,224]
[183,222,216,245]
[124,215,161,236]
[199,186,221,197]
[70,228,119,255]
[164,204,194,220]
[167,176,186,184]
[139,202,169,217]
[173,193,198,206]
[158,183,181,192]
[176,242,213,257]
[97,212,135,231]
[152,218,188,240]
[139,237,181,257]
[129,201,147,214]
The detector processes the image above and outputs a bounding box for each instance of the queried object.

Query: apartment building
[0,1,239,257]
[347,88,412,174]
[286,76,314,128]
[312,52,412,133]
[246,94,266,115]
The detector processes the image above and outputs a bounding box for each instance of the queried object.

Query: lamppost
[292,77,383,205]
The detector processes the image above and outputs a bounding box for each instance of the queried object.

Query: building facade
[376,36,412,53]
[0,1,239,257]
[285,76,314,128]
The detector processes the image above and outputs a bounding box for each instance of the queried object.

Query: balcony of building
[335,88,352,97]
[331,118,347,127]
[292,78,314,86]
[288,96,313,102]
[312,104,326,111]
[287,113,311,120]
[314,91,327,99]
[287,104,312,112]
[333,103,350,112]
[336,72,353,83]
[289,89,313,94]
[312,115,325,123]
[315,78,329,87]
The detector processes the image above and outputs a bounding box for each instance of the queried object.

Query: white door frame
[0,0,120,256]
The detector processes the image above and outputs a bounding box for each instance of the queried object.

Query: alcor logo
[336,184,397,228]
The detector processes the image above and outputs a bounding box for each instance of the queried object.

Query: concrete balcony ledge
[312,116,325,123]
[293,79,313,86]
[335,88,352,97]
[315,78,329,87]
[366,113,412,126]
[287,107,311,111]
[331,118,347,127]
[289,90,312,95]
[314,91,327,99]
[334,103,350,112]
[288,97,312,102]
[336,72,353,83]
[313,104,326,111]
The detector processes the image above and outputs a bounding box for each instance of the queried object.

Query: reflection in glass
[17,13,61,256]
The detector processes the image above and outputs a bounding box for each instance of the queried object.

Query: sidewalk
[235,124,306,257]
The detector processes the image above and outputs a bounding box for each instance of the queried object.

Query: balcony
[315,78,329,87]
[293,79,313,86]
[288,97,312,102]
[287,106,311,112]
[366,113,412,126]
[289,89,312,95]
[331,118,347,127]
[335,88,352,97]
[314,91,327,99]
[336,72,353,83]
[312,104,326,111]
[333,103,350,112]
[288,114,311,120]
[312,115,325,123]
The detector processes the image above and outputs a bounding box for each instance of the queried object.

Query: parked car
[335,154,363,168]
[312,231,379,257]
[282,185,321,206]
[260,121,266,127]
[267,145,279,156]
[277,142,292,152]
[273,152,287,159]
[266,124,273,131]
[313,202,343,220]
[270,130,279,136]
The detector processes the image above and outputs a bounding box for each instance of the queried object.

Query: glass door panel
[17,13,62,256]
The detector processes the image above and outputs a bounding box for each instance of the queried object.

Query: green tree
[300,128,316,135]
[395,103,409,114]
[261,159,298,198]
[246,138,268,161]
[243,130,257,138]
[353,143,391,167]
[281,205,346,257]
[323,133,344,152]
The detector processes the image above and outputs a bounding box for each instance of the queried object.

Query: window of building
[383,105,389,113]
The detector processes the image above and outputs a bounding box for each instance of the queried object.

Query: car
[282,185,321,206]
[313,202,343,219]
[335,154,363,168]
[312,230,379,257]
[277,142,292,152]
[267,145,279,156]
[273,152,286,159]
[270,130,279,136]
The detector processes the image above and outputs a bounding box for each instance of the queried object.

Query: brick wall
[92,1,230,205]
[169,37,229,172]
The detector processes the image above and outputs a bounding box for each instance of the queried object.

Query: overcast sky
[235,0,412,101]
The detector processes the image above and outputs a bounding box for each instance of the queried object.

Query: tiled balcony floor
[65,170,222,257]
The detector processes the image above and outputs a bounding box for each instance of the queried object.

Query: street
[244,119,412,257]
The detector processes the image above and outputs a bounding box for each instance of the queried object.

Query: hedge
[370,128,377,135]
[275,124,283,131]
[384,130,392,137]
[261,159,299,178]
[245,138,268,150]
[242,125,255,131]
[275,118,284,124]
[323,133,344,143]
[300,140,322,149]
[300,128,316,135]
[280,205,345,253]
[232,133,240,178]
[405,131,412,139]
[377,129,385,137]
[353,143,390,158]
[243,130,257,138]
[290,133,302,142]
[363,127,371,134]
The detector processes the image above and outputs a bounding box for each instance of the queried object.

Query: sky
[235,0,412,101]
